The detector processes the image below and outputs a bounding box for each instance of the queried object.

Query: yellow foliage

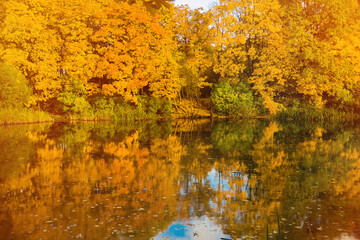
[174,6,213,98]
[0,0,181,105]
[284,0,360,108]
[212,0,287,114]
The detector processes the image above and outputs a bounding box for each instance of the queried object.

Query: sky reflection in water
[155,216,230,240]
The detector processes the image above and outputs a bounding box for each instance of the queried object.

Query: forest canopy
[0,0,359,118]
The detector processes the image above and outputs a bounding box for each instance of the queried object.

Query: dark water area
[0,119,360,240]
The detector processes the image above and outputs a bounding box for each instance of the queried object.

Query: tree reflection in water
[0,120,360,239]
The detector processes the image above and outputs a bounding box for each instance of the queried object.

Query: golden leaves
[211,0,287,113]
[173,5,214,98]
[0,0,359,113]
[0,0,180,105]
[284,0,360,109]
[91,2,181,101]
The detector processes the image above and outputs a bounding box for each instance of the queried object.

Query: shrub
[92,96,115,119]
[0,62,31,107]
[211,81,257,117]
[210,81,237,116]
[139,96,172,117]
[57,78,92,116]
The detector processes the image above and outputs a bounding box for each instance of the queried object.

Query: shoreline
[1,102,360,127]
[1,112,359,127]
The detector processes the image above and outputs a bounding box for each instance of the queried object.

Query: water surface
[0,119,360,239]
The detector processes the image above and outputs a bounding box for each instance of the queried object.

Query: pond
[0,119,360,239]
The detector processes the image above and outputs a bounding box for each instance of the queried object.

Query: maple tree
[282,0,360,109]
[125,0,174,13]
[211,0,288,114]
[174,5,214,99]
[92,2,181,103]
[0,0,62,104]
[0,0,180,109]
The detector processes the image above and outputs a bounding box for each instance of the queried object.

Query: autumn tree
[282,0,360,109]
[0,0,62,105]
[125,0,174,14]
[54,0,100,95]
[0,0,181,109]
[174,5,214,99]
[212,0,288,114]
[91,2,181,103]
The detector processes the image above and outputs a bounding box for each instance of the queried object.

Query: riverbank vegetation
[0,0,359,123]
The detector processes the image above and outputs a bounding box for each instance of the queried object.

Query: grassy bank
[51,96,174,122]
[64,104,161,122]
[276,106,360,122]
[0,108,53,125]
[2,99,360,126]
[0,98,211,125]
[0,99,172,125]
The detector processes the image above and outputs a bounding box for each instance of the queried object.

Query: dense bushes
[0,62,53,125]
[56,81,172,121]
[92,97,116,119]
[57,78,92,116]
[139,96,172,117]
[112,96,172,121]
[211,81,257,117]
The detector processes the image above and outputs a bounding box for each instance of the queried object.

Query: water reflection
[0,120,360,239]
[155,216,230,240]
